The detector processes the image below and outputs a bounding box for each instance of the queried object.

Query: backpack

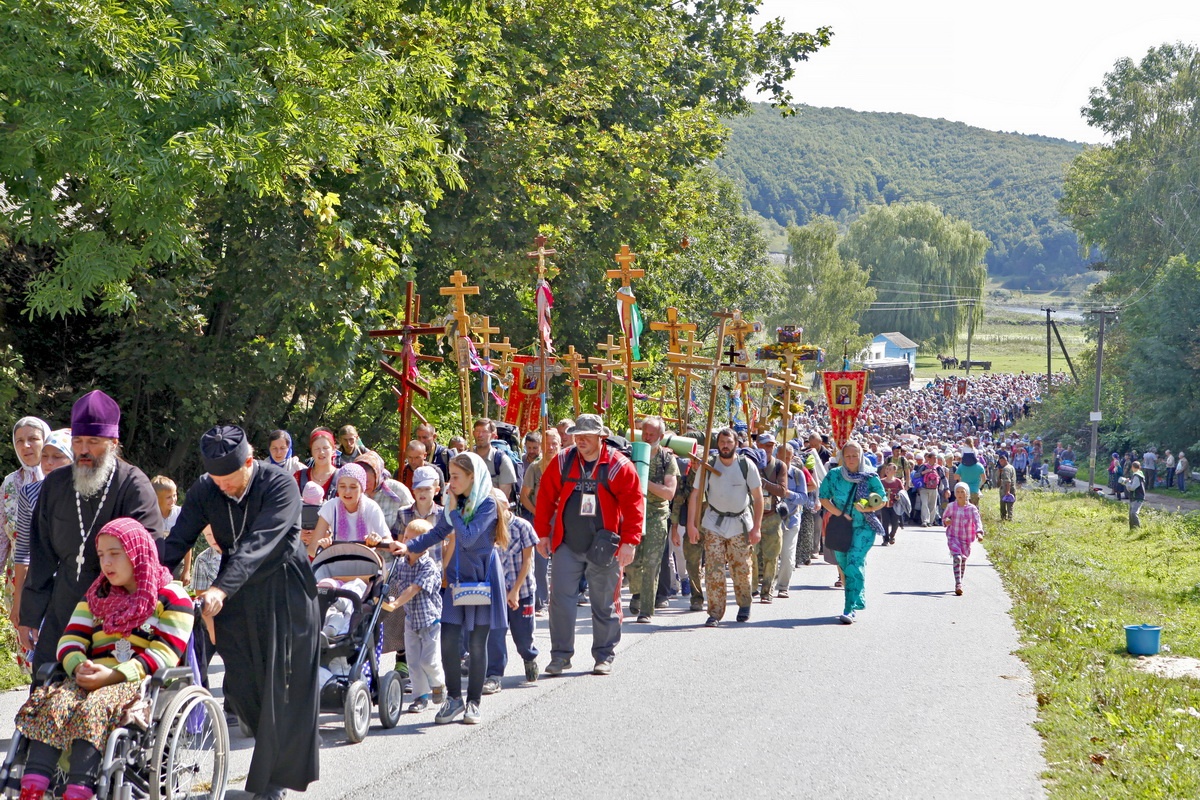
[921,467,940,490]
[489,441,525,499]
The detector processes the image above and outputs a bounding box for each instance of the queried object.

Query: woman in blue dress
[396,451,508,725]
[818,441,885,624]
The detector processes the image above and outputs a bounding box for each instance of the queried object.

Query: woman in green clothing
[819,441,886,624]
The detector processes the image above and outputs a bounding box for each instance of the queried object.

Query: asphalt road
[1,523,1047,799]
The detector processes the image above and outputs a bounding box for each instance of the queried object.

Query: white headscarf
[12,416,52,482]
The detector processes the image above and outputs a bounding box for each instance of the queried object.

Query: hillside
[716,104,1090,283]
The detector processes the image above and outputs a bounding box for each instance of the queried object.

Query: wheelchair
[0,654,230,800]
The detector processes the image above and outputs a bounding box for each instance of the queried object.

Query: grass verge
[985,490,1200,798]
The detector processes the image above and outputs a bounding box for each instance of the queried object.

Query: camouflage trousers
[751,512,782,598]
[682,528,706,608]
[702,530,752,621]
[626,511,670,616]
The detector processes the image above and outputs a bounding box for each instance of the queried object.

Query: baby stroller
[1,608,229,800]
[311,543,405,743]
[1057,459,1078,488]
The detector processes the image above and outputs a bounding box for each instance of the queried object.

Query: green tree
[839,203,988,350]
[765,217,874,359]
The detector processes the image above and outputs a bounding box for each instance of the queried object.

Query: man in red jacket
[535,414,644,676]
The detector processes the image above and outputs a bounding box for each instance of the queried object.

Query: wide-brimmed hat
[567,414,609,437]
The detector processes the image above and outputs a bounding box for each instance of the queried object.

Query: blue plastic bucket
[1124,624,1162,656]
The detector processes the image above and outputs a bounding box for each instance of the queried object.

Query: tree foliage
[717,104,1088,284]
[0,0,832,477]
[765,217,873,358]
[838,203,988,350]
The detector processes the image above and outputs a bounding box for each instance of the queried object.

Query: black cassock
[160,461,320,794]
[21,460,162,669]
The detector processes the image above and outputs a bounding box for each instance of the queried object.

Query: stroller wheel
[378,671,404,729]
[344,680,371,743]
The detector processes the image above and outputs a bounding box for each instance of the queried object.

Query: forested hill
[716,104,1089,281]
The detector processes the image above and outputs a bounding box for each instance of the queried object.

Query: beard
[73,442,117,498]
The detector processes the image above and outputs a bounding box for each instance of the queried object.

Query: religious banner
[823,370,868,449]
[957,378,968,396]
[943,381,952,398]
[504,355,541,433]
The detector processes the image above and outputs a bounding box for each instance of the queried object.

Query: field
[986,490,1200,798]
[912,309,1087,382]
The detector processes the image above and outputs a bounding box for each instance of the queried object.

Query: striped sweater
[57,582,194,683]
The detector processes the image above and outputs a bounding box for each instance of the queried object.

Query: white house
[862,332,919,367]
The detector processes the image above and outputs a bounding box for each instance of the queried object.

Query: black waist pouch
[586,529,621,568]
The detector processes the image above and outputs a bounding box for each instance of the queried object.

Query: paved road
[0,524,1046,799]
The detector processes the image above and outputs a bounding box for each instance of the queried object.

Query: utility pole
[1043,307,1054,396]
[1086,309,1115,492]
[964,299,975,376]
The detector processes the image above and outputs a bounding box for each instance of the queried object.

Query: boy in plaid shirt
[483,489,540,692]
[386,518,446,713]
[942,482,984,596]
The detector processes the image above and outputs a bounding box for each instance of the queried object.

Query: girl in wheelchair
[13,517,193,800]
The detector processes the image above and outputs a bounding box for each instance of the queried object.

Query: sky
[754,0,1200,143]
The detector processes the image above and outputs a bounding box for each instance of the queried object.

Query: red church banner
[504,355,541,432]
[823,371,868,449]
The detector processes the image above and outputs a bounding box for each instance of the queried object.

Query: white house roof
[875,332,919,350]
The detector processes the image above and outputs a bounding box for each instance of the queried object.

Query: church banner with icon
[823,371,868,449]
[504,355,541,432]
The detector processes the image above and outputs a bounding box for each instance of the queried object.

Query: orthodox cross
[439,270,481,436]
[587,337,623,415]
[526,234,559,282]
[651,306,696,432]
[474,315,502,421]
[606,244,645,434]
[558,345,589,418]
[527,234,559,435]
[722,310,764,427]
[762,368,808,451]
[368,282,445,463]
[667,329,707,431]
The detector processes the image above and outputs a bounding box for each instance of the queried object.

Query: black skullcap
[200,425,252,476]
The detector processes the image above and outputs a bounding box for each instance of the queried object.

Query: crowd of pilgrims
[0,371,1062,799]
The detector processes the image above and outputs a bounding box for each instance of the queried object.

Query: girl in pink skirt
[942,482,984,596]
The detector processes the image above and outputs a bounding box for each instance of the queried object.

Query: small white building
[862,332,919,367]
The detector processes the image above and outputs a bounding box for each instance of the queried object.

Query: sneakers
[955,585,964,596]
[577,592,589,607]
[654,598,669,609]
[704,616,719,628]
[407,695,431,713]
[776,588,790,599]
[635,614,652,624]
[524,659,539,683]
[736,606,750,623]
[481,677,502,695]
[434,697,465,724]
[431,685,445,704]
[462,701,481,725]
[837,612,856,624]
[544,657,571,676]
[760,592,773,604]
[592,659,614,676]
[689,597,706,612]
[628,594,641,615]
[681,578,691,596]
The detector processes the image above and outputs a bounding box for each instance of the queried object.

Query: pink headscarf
[333,464,369,542]
[85,517,173,637]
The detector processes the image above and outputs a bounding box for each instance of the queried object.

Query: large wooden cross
[527,234,559,282]
[526,235,560,435]
[762,368,808,451]
[724,310,763,427]
[606,245,645,433]
[439,270,481,435]
[651,306,696,432]
[474,315,502,421]
[559,345,589,418]
[368,282,445,462]
[667,329,707,431]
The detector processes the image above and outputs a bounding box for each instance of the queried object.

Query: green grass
[913,313,1086,382]
[0,617,29,691]
[1148,482,1200,502]
[986,490,1200,798]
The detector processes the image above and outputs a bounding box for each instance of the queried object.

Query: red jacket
[533,445,645,550]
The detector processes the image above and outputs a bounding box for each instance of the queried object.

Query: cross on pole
[607,245,645,434]
[439,270,482,436]
[559,345,589,418]
[526,234,559,282]
[651,306,696,433]
[368,281,445,463]
[667,329,707,431]
[762,368,808,451]
[722,310,763,427]
[607,244,644,288]
[473,315,502,421]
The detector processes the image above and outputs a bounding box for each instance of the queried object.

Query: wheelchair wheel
[150,686,230,800]
[344,680,371,743]
[377,671,404,730]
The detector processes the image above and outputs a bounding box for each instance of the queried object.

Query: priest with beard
[19,390,162,670]
[159,425,319,800]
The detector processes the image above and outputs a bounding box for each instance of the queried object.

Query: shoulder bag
[450,517,493,606]
[824,483,858,553]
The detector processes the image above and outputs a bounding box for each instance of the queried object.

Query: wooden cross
[762,368,809,451]
[559,345,589,418]
[721,310,764,427]
[588,340,622,414]
[368,281,445,462]
[526,234,559,282]
[607,244,644,287]
[474,315,502,420]
[439,270,481,436]
[668,329,707,431]
[522,352,566,393]
[651,307,696,431]
[606,245,646,433]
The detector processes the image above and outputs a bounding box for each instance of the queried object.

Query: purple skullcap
[71,390,121,438]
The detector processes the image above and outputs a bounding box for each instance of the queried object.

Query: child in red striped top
[14,518,192,800]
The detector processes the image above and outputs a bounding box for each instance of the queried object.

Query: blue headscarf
[445,450,494,526]
[267,429,293,468]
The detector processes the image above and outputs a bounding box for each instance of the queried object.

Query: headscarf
[268,430,294,468]
[85,517,173,637]
[837,445,884,537]
[333,463,369,542]
[302,481,325,506]
[12,416,51,480]
[310,428,336,449]
[445,451,494,526]
[355,450,403,503]
[953,481,970,496]
[43,428,74,463]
